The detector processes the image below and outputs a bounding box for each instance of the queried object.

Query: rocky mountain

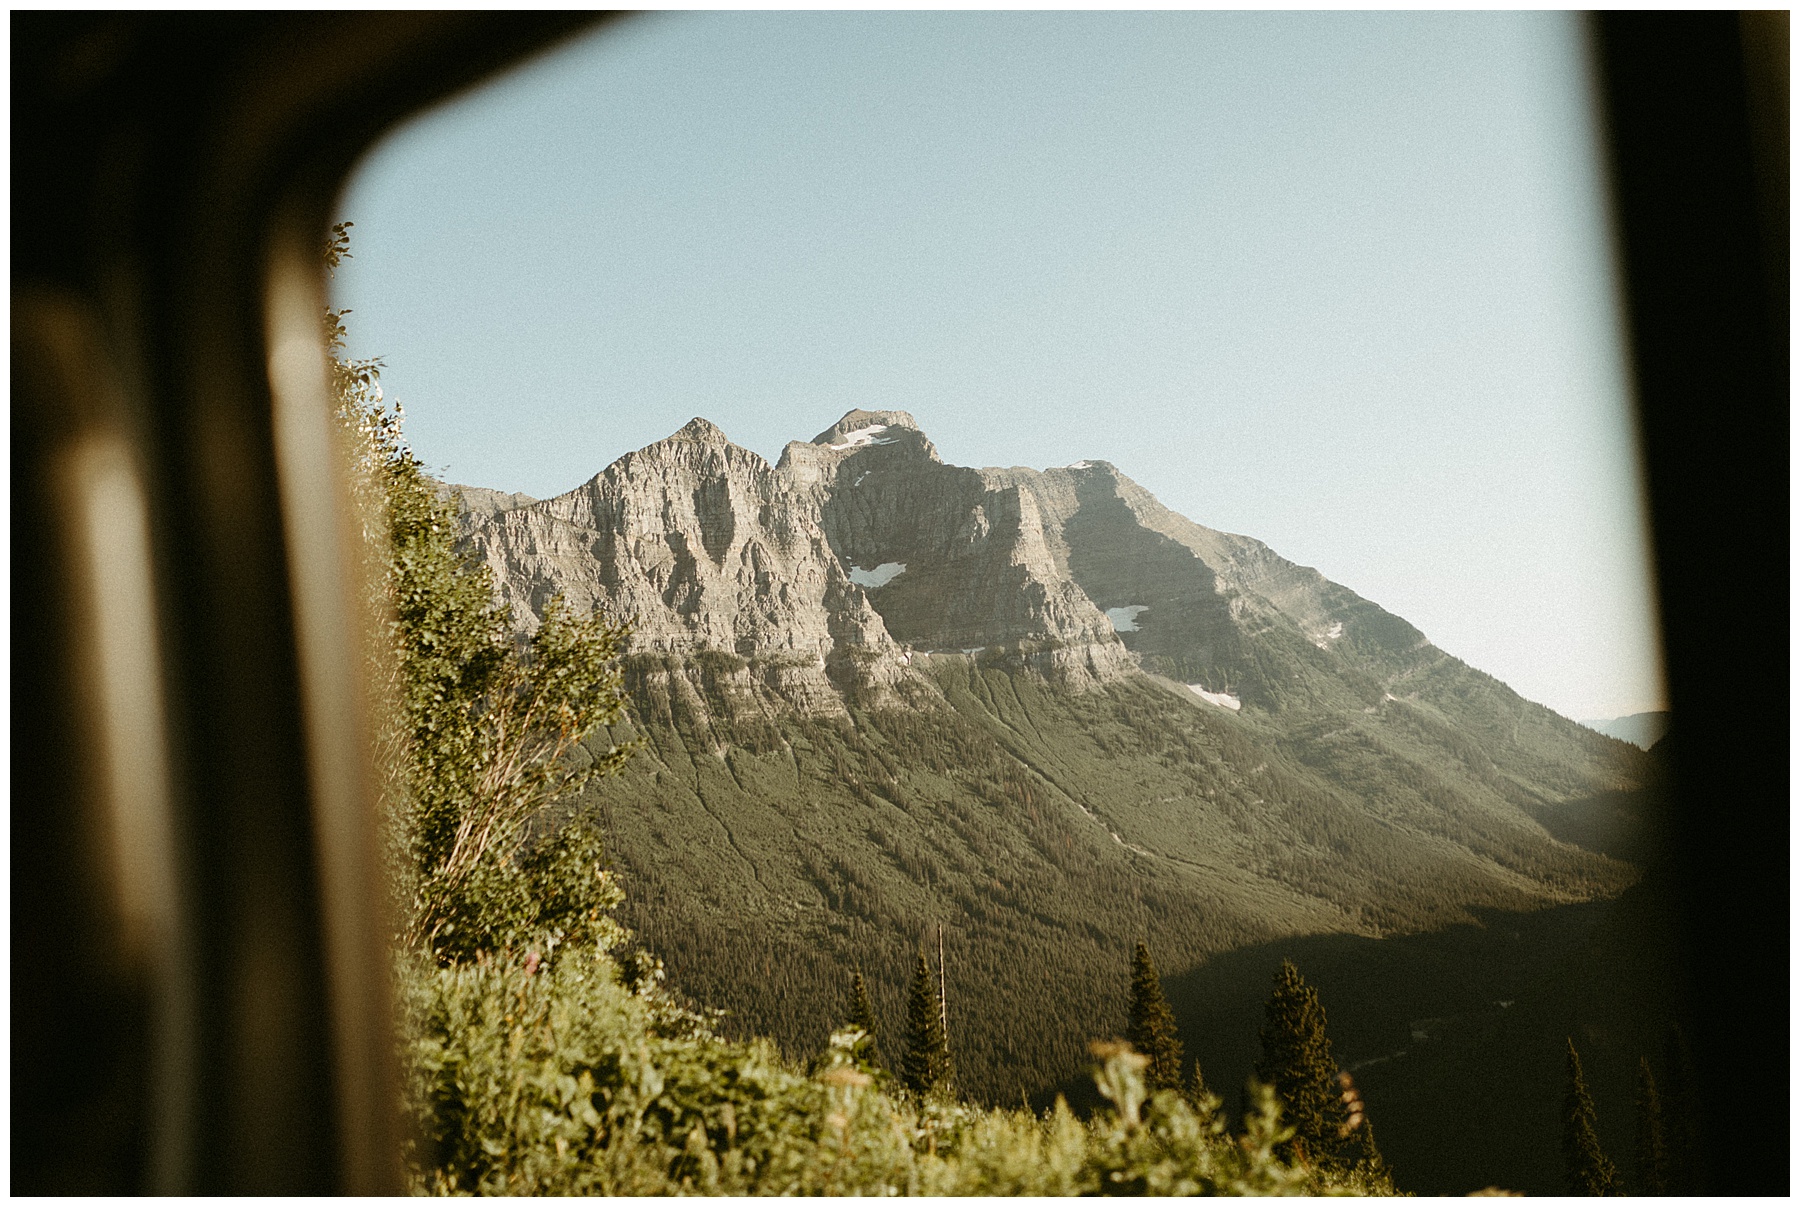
[459,408,1614,740]
[449,409,1658,1189]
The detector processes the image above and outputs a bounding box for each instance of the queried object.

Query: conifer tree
[848,969,878,1036]
[1336,1071,1396,1192]
[1634,1056,1669,1195]
[845,969,880,1068]
[1562,1038,1622,1195]
[900,951,951,1097]
[1126,941,1185,1093]
[1348,1115,1395,1189]
[1255,960,1348,1169]
[1188,1060,1216,1115]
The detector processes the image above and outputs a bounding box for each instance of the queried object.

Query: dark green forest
[578,646,1641,1089]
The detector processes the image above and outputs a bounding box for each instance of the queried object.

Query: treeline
[833,920,1696,1198]
[837,936,1397,1192]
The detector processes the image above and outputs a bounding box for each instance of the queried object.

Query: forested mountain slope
[454,410,1650,1105]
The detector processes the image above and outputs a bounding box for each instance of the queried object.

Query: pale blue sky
[332,11,1664,722]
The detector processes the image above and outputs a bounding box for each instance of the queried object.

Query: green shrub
[398,941,1389,1196]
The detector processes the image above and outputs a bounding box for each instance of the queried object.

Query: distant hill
[1579,711,1671,750]
[450,409,1658,1190]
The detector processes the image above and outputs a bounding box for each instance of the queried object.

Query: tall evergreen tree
[1562,1038,1622,1196]
[1256,960,1348,1169]
[1634,1056,1669,1195]
[848,969,878,1036]
[1126,941,1185,1093]
[900,951,951,1098]
[1348,1115,1395,1189]
[845,969,880,1068]
[1337,1071,1396,1192]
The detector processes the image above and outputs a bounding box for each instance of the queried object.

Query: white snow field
[847,562,907,589]
[1187,685,1242,711]
[828,424,898,451]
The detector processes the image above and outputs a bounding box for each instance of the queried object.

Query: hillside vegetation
[578,644,1643,1107]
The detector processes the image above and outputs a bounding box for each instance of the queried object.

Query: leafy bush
[327,222,636,962]
[398,940,1384,1196]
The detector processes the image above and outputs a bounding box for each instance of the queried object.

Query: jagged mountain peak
[781,410,940,480]
[609,415,774,482]
[642,415,751,457]
[671,415,732,443]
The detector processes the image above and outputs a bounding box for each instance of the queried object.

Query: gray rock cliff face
[790,410,1136,687]
[457,417,907,713]
[455,408,1450,713]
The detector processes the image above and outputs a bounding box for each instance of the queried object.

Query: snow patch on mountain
[1106,605,1149,633]
[848,562,907,589]
[829,424,897,451]
[1188,685,1242,711]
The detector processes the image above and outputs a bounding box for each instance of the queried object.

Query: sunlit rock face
[787,410,1135,688]
[453,407,1434,710]
[455,416,904,712]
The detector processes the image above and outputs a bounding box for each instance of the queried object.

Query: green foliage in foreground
[328,221,637,965]
[385,450,638,960]
[399,941,1396,1196]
